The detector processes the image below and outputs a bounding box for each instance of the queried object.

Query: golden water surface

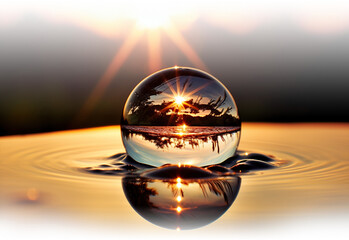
[1,123,349,239]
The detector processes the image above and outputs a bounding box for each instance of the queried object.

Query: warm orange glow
[147,29,162,73]
[176,206,182,213]
[75,28,144,123]
[176,177,182,188]
[138,16,169,29]
[1,122,347,229]
[160,75,205,114]
[178,163,182,167]
[176,196,182,202]
[26,188,38,201]
[174,96,185,105]
[184,161,194,166]
[134,3,171,30]
[176,124,187,137]
[75,17,207,122]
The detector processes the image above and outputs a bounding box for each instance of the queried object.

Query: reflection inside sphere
[121,67,241,167]
[122,166,241,230]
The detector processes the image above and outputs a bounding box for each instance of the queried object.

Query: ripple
[0,139,119,183]
[1,124,348,232]
[82,151,280,177]
[1,126,348,193]
[235,140,349,192]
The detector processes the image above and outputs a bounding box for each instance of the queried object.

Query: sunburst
[74,16,208,124]
[174,96,185,105]
[160,76,210,115]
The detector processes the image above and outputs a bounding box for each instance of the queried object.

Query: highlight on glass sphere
[121,66,241,167]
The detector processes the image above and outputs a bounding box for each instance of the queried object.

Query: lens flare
[174,96,185,105]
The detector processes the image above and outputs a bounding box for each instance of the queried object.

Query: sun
[159,75,209,115]
[76,1,207,121]
[174,96,185,105]
[137,14,170,29]
[134,2,171,29]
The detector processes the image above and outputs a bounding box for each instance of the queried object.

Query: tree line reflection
[122,126,240,153]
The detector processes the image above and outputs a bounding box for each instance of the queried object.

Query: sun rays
[74,27,145,124]
[164,24,207,71]
[147,29,162,73]
[74,19,207,124]
[159,77,211,115]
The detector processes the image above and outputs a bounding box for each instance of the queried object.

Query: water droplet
[121,67,241,167]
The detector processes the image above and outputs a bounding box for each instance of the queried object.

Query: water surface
[1,123,349,239]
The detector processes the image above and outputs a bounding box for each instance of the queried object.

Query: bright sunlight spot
[176,206,182,213]
[134,1,172,29]
[137,14,170,29]
[174,96,185,105]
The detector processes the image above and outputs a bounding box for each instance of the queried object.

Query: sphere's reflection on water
[122,165,241,230]
[83,150,278,230]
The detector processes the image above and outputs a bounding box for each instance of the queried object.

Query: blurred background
[1,0,348,135]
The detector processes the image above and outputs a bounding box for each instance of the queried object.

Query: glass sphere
[121,67,241,167]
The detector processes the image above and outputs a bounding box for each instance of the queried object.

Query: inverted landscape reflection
[84,151,279,230]
[123,175,241,230]
[122,125,240,166]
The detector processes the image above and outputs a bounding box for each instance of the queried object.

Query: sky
[1,0,349,135]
